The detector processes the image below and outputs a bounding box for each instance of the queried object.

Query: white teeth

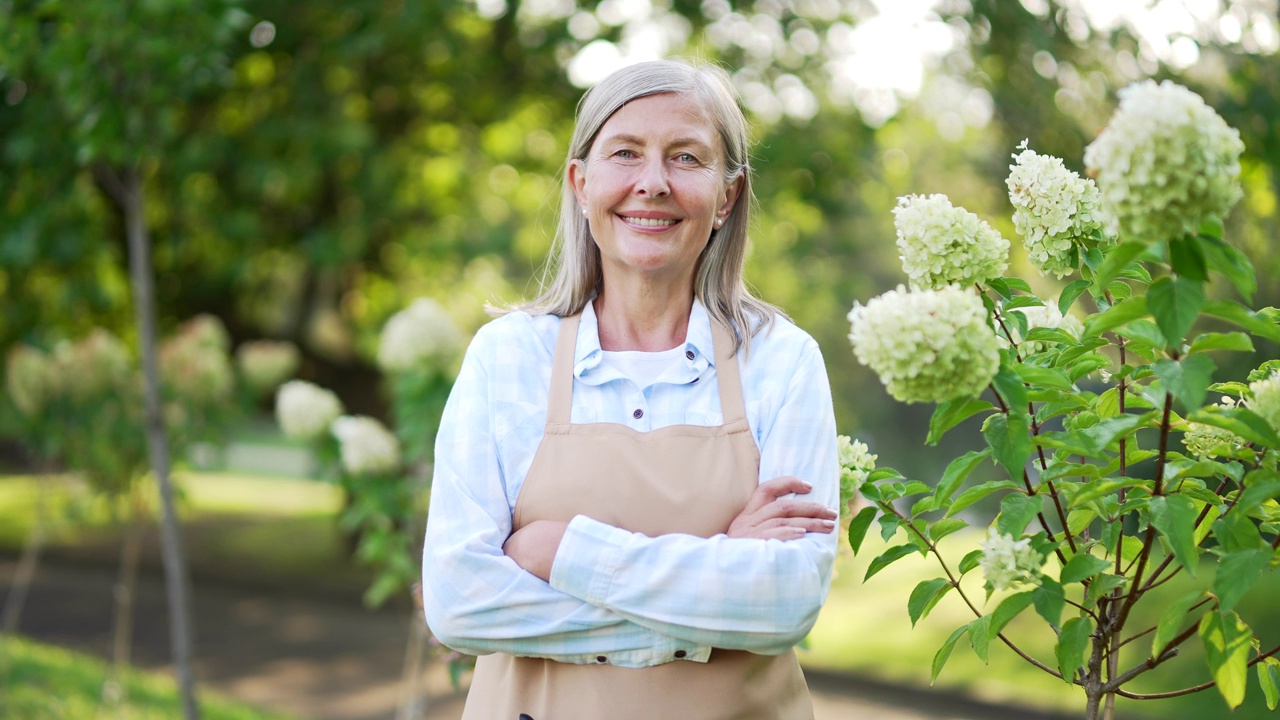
[622,216,678,227]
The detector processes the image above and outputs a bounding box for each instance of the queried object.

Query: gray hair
[512,59,779,354]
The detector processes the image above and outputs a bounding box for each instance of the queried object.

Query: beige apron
[462,313,813,720]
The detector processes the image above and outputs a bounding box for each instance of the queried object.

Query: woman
[422,59,839,719]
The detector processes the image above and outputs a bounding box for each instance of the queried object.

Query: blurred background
[1,1,1278,719]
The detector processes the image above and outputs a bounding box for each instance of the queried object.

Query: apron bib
[461,313,813,720]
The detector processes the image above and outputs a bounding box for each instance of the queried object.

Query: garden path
[0,557,1077,720]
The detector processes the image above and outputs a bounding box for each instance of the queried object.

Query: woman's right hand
[726,476,837,540]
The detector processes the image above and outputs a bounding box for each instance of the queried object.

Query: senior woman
[422,59,839,719]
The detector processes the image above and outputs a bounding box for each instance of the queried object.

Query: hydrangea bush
[844,81,1280,719]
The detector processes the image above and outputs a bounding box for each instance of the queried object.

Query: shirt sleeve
[548,337,840,655]
[421,325,704,667]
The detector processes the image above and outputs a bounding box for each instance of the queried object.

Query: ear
[568,158,588,210]
[718,171,745,219]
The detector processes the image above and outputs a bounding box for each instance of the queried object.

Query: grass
[0,635,297,720]
[805,530,1280,719]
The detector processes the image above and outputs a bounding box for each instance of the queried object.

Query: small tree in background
[845,81,1280,719]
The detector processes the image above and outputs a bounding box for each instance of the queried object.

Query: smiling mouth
[619,215,679,228]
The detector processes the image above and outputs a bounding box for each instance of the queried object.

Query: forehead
[593,92,720,149]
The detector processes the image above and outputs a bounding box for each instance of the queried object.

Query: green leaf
[931,625,969,683]
[1149,494,1200,577]
[1259,658,1280,711]
[936,449,993,503]
[1024,327,1078,345]
[997,492,1040,537]
[908,578,953,627]
[1032,578,1065,629]
[928,517,968,544]
[1057,616,1092,682]
[1012,364,1074,391]
[1169,235,1208,281]
[969,615,992,663]
[991,366,1029,411]
[927,399,995,446]
[865,544,919,581]
[1189,406,1280,449]
[988,277,1013,300]
[1058,280,1092,316]
[1236,478,1280,516]
[846,505,878,555]
[984,412,1031,479]
[1153,590,1206,657]
[1078,412,1154,455]
[1202,300,1280,343]
[988,590,1036,639]
[1059,552,1112,584]
[959,549,984,575]
[1148,275,1205,347]
[1199,610,1252,709]
[1188,332,1254,355]
[946,481,1019,518]
[1201,234,1256,302]
[1152,355,1216,411]
[1214,548,1272,613]
[1084,573,1129,608]
[1083,296,1148,339]
[1093,241,1149,290]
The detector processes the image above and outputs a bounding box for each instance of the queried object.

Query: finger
[758,516,836,533]
[753,499,838,521]
[743,476,812,513]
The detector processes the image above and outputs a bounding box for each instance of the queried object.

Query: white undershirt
[599,346,685,390]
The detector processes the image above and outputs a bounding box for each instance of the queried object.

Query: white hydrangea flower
[236,340,301,395]
[1083,80,1244,245]
[181,314,232,352]
[1007,141,1105,278]
[848,285,1001,404]
[5,345,58,417]
[275,380,343,441]
[893,194,1009,290]
[836,435,877,510]
[979,527,1043,591]
[1000,302,1085,357]
[1183,396,1247,458]
[1248,372,1280,435]
[54,329,133,400]
[331,415,401,476]
[377,298,463,373]
[160,329,234,405]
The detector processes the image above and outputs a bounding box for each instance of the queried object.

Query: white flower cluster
[1007,141,1104,278]
[836,435,877,510]
[1000,302,1084,357]
[1083,80,1244,245]
[275,380,344,441]
[893,194,1009,290]
[236,340,301,396]
[160,317,235,406]
[1183,396,1246,458]
[1249,372,1280,434]
[848,285,1001,404]
[54,329,133,401]
[377,298,463,373]
[5,346,58,417]
[331,415,401,476]
[979,528,1042,591]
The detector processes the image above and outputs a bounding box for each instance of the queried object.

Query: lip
[615,211,682,231]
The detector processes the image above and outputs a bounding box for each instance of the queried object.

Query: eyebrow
[601,133,714,151]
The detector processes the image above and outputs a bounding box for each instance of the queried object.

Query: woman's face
[569,92,743,288]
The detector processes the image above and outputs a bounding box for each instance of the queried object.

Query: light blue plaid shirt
[421,299,839,668]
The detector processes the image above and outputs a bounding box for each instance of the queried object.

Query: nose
[634,157,670,198]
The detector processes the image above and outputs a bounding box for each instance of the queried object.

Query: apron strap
[547,313,580,425]
[711,321,747,424]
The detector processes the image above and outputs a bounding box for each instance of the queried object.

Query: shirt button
[632,408,643,419]
[674,650,687,659]
[685,350,695,360]
[596,655,608,663]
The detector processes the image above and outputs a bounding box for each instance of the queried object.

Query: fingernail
[801,482,813,491]
[821,520,835,529]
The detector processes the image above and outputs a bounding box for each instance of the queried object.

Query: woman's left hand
[504,520,569,582]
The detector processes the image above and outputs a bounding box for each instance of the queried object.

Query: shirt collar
[573,298,716,381]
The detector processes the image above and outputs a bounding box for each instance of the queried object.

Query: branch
[91,162,130,208]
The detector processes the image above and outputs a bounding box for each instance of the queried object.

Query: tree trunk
[106,489,146,711]
[122,165,201,720]
[1,471,51,635]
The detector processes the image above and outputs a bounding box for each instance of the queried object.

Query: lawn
[0,635,297,720]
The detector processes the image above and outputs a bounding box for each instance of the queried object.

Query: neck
[593,278,694,352]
